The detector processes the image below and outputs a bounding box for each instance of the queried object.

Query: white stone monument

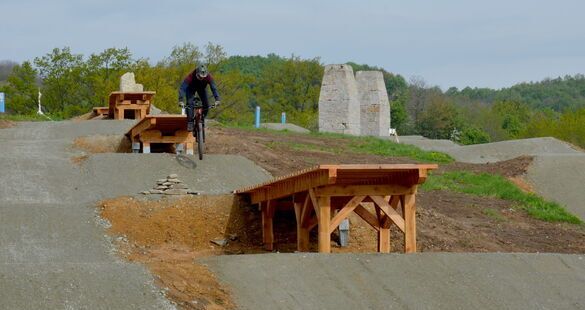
[119,72,144,92]
[318,64,361,135]
[356,71,391,137]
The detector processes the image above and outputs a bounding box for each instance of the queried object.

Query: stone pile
[141,174,199,195]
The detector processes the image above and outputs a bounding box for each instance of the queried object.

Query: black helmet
[196,64,208,79]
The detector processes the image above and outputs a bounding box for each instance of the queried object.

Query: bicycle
[182,98,214,160]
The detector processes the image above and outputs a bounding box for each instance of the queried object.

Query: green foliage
[422,171,582,224]
[459,126,491,145]
[416,94,462,139]
[4,61,38,114]
[347,136,454,163]
[521,107,585,148]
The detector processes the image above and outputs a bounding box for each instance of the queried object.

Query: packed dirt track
[1,120,584,309]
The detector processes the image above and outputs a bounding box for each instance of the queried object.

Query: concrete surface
[526,154,585,219]
[261,123,310,133]
[204,253,585,310]
[398,136,585,220]
[0,120,271,309]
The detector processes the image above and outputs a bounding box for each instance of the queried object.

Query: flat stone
[188,191,200,195]
[164,189,189,195]
[162,182,173,186]
[168,174,178,179]
[156,179,166,184]
[155,186,168,190]
[211,239,228,247]
[167,178,182,183]
[171,183,188,190]
[141,191,151,195]
[149,189,163,194]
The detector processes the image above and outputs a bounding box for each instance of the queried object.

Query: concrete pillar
[132,142,141,153]
[318,64,361,135]
[356,71,391,137]
[338,218,350,247]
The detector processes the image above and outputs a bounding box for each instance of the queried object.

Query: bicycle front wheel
[197,121,204,160]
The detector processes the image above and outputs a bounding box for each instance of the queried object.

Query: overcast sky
[1,0,584,89]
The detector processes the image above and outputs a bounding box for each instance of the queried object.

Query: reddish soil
[0,119,15,129]
[99,125,585,309]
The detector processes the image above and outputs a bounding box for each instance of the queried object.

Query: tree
[34,47,85,116]
[416,94,462,139]
[5,61,38,114]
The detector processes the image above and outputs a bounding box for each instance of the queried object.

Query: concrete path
[399,136,585,219]
[204,253,585,310]
[0,120,271,309]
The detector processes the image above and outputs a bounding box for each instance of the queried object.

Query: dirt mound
[73,134,132,153]
[0,119,15,129]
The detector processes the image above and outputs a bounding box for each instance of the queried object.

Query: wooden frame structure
[126,115,195,154]
[235,164,437,253]
[92,107,109,117]
[109,91,155,120]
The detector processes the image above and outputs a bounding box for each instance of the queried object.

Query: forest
[1,43,584,149]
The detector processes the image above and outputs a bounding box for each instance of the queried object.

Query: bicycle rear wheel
[197,121,204,160]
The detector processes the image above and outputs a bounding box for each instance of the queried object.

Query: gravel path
[0,120,270,308]
[204,253,585,310]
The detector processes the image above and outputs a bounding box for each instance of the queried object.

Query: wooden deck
[109,91,155,120]
[235,164,438,253]
[126,114,194,154]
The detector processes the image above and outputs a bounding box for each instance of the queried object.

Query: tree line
[1,43,585,148]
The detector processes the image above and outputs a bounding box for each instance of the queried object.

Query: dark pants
[186,89,209,125]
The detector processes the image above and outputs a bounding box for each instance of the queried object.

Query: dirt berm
[203,253,585,310]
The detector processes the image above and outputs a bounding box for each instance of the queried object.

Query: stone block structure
[318,65,391,137]
[356,71,390,137]
[318,64,361,135]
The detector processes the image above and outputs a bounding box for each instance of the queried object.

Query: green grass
[223,122,454,164]
[422,171,582,224]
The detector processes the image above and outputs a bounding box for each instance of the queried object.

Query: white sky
[1,0,584,89]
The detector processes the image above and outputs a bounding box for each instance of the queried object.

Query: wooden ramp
[109,91,155,120]
[235,164,438,253]
[126,114,194,154]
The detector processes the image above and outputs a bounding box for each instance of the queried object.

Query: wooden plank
[403,194,417,253]
[370,195,405,233]
[130,117,156,139]
[317,196,331,253]
[328,195,365,234]
[354,204,379,231]
[309,189,320,221]
[314,184,414,197]
[300,194,312,228]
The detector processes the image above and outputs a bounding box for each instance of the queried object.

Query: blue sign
[0,92,4,113]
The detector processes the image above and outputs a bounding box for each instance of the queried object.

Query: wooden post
[185,142,194,155]
[317,196,331,253]
[261,201,274,251]
[403,193,416,253]
[293,202,309,251]
[375,206,391,253]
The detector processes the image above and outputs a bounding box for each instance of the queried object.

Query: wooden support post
[403,193,416,253]
[185,142,194,155]
[142,142,151,153]
[376,205,391,253]
[261,201,275,251]
[317,196,331,253]
[293,201,309,252]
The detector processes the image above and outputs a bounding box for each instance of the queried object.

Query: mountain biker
[178,64,221,131]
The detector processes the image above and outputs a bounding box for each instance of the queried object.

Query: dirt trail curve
[400,136,585,219]
[0,120,270,309]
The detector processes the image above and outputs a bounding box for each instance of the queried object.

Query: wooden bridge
[126,115,194,154]
[235,164,437,253]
